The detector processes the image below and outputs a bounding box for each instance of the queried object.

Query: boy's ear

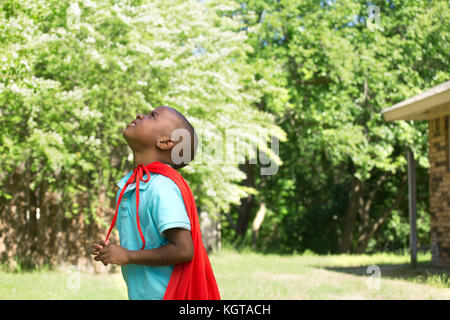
[156,136,175,150]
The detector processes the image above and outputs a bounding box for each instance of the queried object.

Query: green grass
[211,249,450,299]
[0,268,128,300]
[0,249,448,299]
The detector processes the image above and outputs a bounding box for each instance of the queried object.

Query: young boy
[91,106,220,300]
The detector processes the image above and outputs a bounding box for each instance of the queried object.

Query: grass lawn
[0,249,448,299]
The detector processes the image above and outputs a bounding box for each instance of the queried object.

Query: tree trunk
[355,173,388,252]
[252,202,266,248]
[234,161,255,241]
[355,176,407,253]
[339,176,363,253]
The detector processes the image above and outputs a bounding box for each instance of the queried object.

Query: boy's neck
[132,150,171,170]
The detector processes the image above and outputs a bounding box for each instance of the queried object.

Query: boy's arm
[128,227,193,266]
[93,228,193,266]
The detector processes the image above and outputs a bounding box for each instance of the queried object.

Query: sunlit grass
[210,248,449,299]
[0,268,127,300]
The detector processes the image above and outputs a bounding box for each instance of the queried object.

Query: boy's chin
[122,131,142,151]
[122,129,134,144]
[122,124,136,135]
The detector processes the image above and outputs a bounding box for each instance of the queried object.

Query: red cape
[106,161,221,300]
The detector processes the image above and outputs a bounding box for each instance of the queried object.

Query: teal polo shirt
[115,163,191,300]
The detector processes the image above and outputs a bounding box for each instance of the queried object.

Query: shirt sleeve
[151,180,191,237]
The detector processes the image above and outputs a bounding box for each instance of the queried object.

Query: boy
[91,106,220,300]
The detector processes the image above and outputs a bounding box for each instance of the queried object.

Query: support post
[407,148,418,267]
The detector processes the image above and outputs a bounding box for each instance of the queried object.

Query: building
[382,80,450,266]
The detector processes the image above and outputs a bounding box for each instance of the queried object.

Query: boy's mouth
[129,119,137,127]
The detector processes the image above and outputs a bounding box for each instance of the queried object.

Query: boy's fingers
[94,254,108,266]
[100,240,110,247]
[94,255,108,264]
[97,250,110,261]
[92,243,103,250]
[95,253,102,261]
[98,254,110,263]
[91,241,111,265]
[94,252,106,260]
[98,246,110,255]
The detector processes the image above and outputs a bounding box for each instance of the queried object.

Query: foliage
[0,0,285,228]
[222,0,449,253]
[0,0,448,259]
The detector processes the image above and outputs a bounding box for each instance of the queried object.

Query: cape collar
[116,163,172,192]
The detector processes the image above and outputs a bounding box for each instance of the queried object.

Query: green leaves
[0,0,285,223]
[1,0,446,256]
[228,0,448,253]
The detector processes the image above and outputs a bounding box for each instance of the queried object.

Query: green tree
[0,0,285,267]
[225,0,448,253]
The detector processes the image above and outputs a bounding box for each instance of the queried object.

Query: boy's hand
[93,241,130,266]
[91,240,110,266]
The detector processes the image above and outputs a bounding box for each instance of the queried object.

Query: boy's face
[123,106,180,152]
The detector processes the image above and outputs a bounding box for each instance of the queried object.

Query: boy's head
[123,106,198,170]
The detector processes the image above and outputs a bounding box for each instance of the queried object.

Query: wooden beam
[408,102,450,120]
[407,149,418,267]
[382,81,450,121]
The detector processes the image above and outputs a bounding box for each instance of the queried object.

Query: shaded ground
[323,260,449,285]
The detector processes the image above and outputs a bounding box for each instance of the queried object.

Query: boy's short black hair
[162,106,198,170]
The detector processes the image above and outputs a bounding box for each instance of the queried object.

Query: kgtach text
[178,303,271,317]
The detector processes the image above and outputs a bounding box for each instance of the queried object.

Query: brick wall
[429,113,450,266]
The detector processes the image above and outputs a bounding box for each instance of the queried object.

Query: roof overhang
[382,80,450,121]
